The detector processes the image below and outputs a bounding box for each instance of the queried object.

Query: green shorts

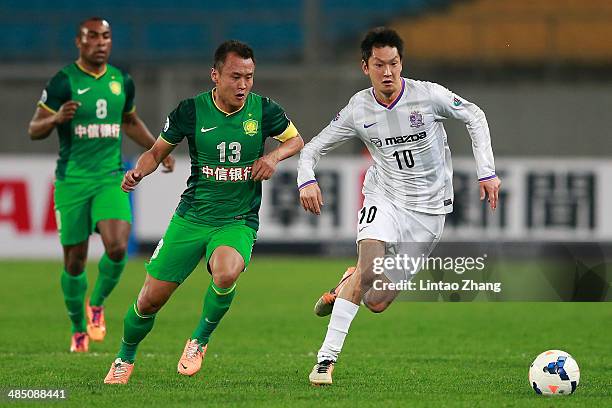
[145,214,257,284]
[54,175,132,245]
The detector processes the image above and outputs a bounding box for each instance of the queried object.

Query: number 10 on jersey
[392,149,414,170]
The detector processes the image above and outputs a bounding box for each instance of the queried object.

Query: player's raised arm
[28,101,81,140]
[28,71,75,140]
[122,137,175,192]
[297,100,358,215]
[429,83,501,210]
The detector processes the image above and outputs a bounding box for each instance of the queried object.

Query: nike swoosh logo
[205,317,218,324]
[358,226,369,232]
[201,126,217,133]
[77,88,90,95]
[364,122,377,129]
[181,363,187,369]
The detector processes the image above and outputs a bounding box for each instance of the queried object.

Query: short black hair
[360,27,404,63]
[76,17,109,37]
[213,40,255,70]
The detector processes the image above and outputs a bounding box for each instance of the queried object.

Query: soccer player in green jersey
[103,40,304,384]
[28,17,175,353]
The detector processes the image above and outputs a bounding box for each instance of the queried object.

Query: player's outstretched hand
[161,154,175,173]
[479,176,501,210]
[251,155,278,181]
[122,170,143,192]
[54,100,81,124]
[300,183,323,215]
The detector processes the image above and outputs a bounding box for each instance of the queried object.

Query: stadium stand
[392,0,612,63]
[0,0,449,62]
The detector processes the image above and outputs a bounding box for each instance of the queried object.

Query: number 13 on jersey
[217,141,241,163]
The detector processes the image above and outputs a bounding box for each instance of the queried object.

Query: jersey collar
[371,78,405,110]
[75,62,107,79]
[211,88,246,116]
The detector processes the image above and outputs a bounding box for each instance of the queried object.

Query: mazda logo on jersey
[370,138,382,147]
[385,131,427,146]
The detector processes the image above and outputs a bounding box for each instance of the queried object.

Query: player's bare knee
[65,261,85,276]
[136,295,161,315]
[209,249,243,288]
[212,269,240,288]
[105,241,127,262]
[364,299,389,313]
[65,254,86,275]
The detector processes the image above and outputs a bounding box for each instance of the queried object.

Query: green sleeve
[122,71,136,113]
[159,98,195,145]
[38,71,70,112]
[261,97,291,138]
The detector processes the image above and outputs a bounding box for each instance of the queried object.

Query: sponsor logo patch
[385,131,427,146]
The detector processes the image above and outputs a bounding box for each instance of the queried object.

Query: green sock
[117,303,156,363]
[90,253,126,306]
[192,281,236,346]
[60,270,88,333]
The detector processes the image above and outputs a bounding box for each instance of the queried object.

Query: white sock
[317,298,359,363]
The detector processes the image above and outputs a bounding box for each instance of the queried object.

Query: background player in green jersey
[104,40,304,384]
[27,17,175,353]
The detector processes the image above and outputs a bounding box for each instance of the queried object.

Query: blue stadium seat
[0,0,444,61]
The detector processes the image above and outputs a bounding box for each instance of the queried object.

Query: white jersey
[297,78,496,215]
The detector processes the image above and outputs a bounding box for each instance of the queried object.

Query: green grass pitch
[0,258,610,407]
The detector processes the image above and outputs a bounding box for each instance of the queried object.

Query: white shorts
[357,192,445,283]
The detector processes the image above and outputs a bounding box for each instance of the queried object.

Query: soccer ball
[529,350,580,395]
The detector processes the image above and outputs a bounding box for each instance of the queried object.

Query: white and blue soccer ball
[529,350,580,396]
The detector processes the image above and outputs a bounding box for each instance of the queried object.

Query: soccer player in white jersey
[298,27,501,385]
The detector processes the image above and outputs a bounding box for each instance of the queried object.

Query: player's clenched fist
[251,154,278,181]
[54,100,81,124]
[300,183,323,215]
[122,170,143,192]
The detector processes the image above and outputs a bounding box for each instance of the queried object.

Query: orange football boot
[177,339,207,376]
[314,266,356,317]
[104,358,134,384]
[70,332,89,353]
[86,299,106,342]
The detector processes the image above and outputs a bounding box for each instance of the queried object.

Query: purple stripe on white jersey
[298,179,318,190]
[478,174,497,182]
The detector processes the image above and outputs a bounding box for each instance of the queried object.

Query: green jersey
[38,62,135,181]
[160,90,298,231]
